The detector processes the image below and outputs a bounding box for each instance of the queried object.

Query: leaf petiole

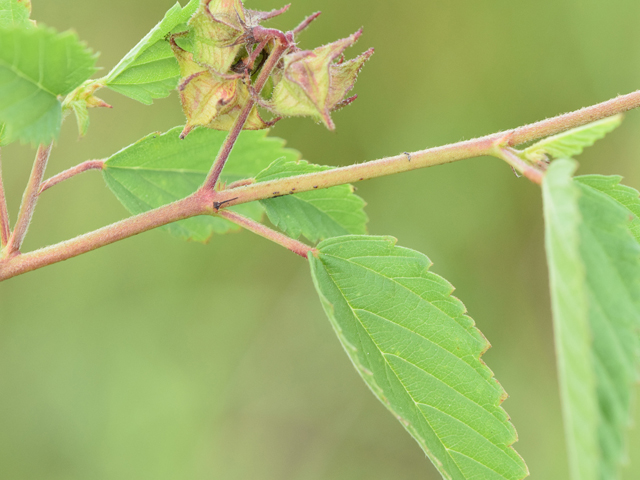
[218,209,315,258]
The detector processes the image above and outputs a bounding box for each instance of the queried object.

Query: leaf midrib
[322,253,521,476]
[0,57,57,97]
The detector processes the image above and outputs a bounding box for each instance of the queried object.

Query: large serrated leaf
[103,127,299,242]
[575,175,640,245]
[0,26,97,145]
[310,235,528,480]
[543,159,640,480]
[256,159,368,243]
[104,0,198,104]
[0,0,31,28]
[523,115,622,162]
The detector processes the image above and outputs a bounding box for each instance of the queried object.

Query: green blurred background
[1,0,640,478]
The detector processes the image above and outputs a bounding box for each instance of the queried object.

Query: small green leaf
[104,0,198,104]
[0,26,97,145]
[256,159,368,243]
[103,127,299,242]
[0,0,31,28]
[576,174,640,245]
[523,115,622,162]
[543,159,640,480]
[310,235,528,480]
[69,100,90,137]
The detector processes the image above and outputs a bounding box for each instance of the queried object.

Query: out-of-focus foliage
[1,0,640,479]
[543,160,640,480]
[0,26,97,144]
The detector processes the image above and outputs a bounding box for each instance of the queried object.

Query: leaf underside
[103,127,299,242]
[523,115,622,162]
[0,26,97,145]
[543,160,640,480]
[104,0,198,104]
[256,158,368,243]
[310,235,528,480]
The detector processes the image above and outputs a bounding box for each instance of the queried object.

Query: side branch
[40,160,105,194]
[0,149,10,247]
[215,89,640,207]
[202,40,289,190]
[5,143,53,255]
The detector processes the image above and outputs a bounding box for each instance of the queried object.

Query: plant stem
[0,191,211,280]
[5,143,53,255]
[39,160,105,194]
[218,210,314,258]
[202,41,288,191]
[0,149,10,248]
[217,138,497,207]
[214,89,640,207]
[505,90,640,146]
[1,89,640,280]
[495,148,543,185]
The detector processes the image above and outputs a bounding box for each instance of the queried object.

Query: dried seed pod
[265,30,373,130]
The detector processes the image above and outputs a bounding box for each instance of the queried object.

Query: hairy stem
[39,160,105,194]
[0,149,10,248]
[202,41,289,191]
[5,143,53,255]
[218,210,314,258]
[495,148,543,185]
[0,191,212,281]
[214,90,640,207]
[1,89,640,280]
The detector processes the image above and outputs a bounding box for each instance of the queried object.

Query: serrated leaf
[0,26,97,145]
[543,159,640,480]
[103,127,299,242]
[104,0,198,104]
[0,0,31,28]
[255,159,368,243]
[523,115,622,162]
[576,174,640,245]
[310,235,528,480]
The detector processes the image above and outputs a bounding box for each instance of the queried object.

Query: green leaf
[0,26,97,145]
[543,159,640,480]
[256,159,368,243]
[310,235,528,480]
[523,115,622,162]
[576,174,640,245]
[542,159,599,480]
[0,0,31,28]
[104,0,198,104]
[103,127,299,242]
[69,100,90,137]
